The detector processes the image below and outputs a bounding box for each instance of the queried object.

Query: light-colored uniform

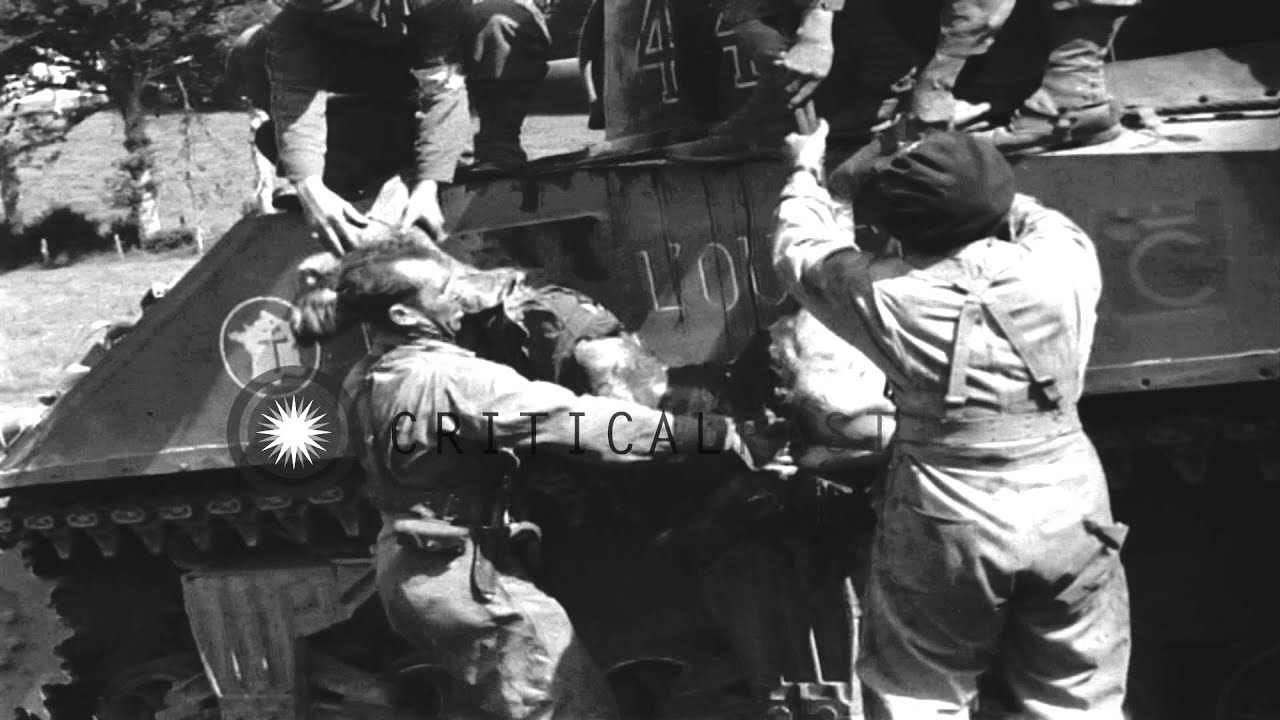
[344,337,736,720]
[772,171,1131,718]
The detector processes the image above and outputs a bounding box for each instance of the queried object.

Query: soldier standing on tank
[309,238,777,719]
[772,120,1132,717]
[226,0,550,255]
[910,0,1140,154]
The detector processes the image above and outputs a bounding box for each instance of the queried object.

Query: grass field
[1,111,599,409]
[17,111,256,241]
[15,110,601,239]
[0,251,200,408]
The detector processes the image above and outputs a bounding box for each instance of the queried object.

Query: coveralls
[344,337,740,720]
[772,171,1131,718]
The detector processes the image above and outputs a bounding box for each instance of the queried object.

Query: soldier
[910,0,1139,154]
[772,122,1131,717]
[226,1,471,255]
[226,0,550,255]
[304,237,777,719]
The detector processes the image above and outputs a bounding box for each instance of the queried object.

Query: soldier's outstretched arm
[771,122,910,382]
[404,56,470,240]
[393,354,761,466]
[263,9,369,254]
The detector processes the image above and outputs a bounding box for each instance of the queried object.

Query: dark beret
[874,131,1015,253]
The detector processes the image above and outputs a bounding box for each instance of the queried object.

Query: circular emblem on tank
[219,296,321,394]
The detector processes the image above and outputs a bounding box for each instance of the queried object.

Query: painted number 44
[638,0,679,104]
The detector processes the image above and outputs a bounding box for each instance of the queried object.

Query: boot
[908,0,1017,127]
[978,7,1129,155]
[910,52,967,128]
[468,78,536,171]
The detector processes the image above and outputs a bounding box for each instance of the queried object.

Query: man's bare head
[334,235,464,338]
[290,233,464,344]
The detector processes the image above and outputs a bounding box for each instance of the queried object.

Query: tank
[2,1,1280,718]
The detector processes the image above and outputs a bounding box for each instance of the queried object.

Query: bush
[140,226,199,252]
[0,225,34,268]
[18,206,109,265]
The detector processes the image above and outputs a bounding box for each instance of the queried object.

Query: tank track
[0,471,383,719]
[0,550,71,719]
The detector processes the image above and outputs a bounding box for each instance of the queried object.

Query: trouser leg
[816,0,930,140]
[976,3,1132,154]
[376,529,619,720]
[1001,521,1131,719]
[909,0,1017,125]
[857,465,1006,719]
[468,79,539,167]
[464,0,550,168]
[225,23,296,209]
[227,24,271,112]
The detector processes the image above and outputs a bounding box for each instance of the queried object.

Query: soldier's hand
[297,177,369,256]
[401,181,446,241]
[778,13,834,107]
[473,13,520,77]
[784,118,829,172]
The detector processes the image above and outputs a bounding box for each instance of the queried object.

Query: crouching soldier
[226,0,472,255]
[300,237,779,719]
[773,124,1131,716]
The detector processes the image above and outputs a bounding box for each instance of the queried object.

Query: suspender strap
[942,274,1064,417]
[983,302,1064,408]
[944,296,983,412]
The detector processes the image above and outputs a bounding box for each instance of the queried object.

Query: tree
[0,0,271,240]
[1,61,107,238]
